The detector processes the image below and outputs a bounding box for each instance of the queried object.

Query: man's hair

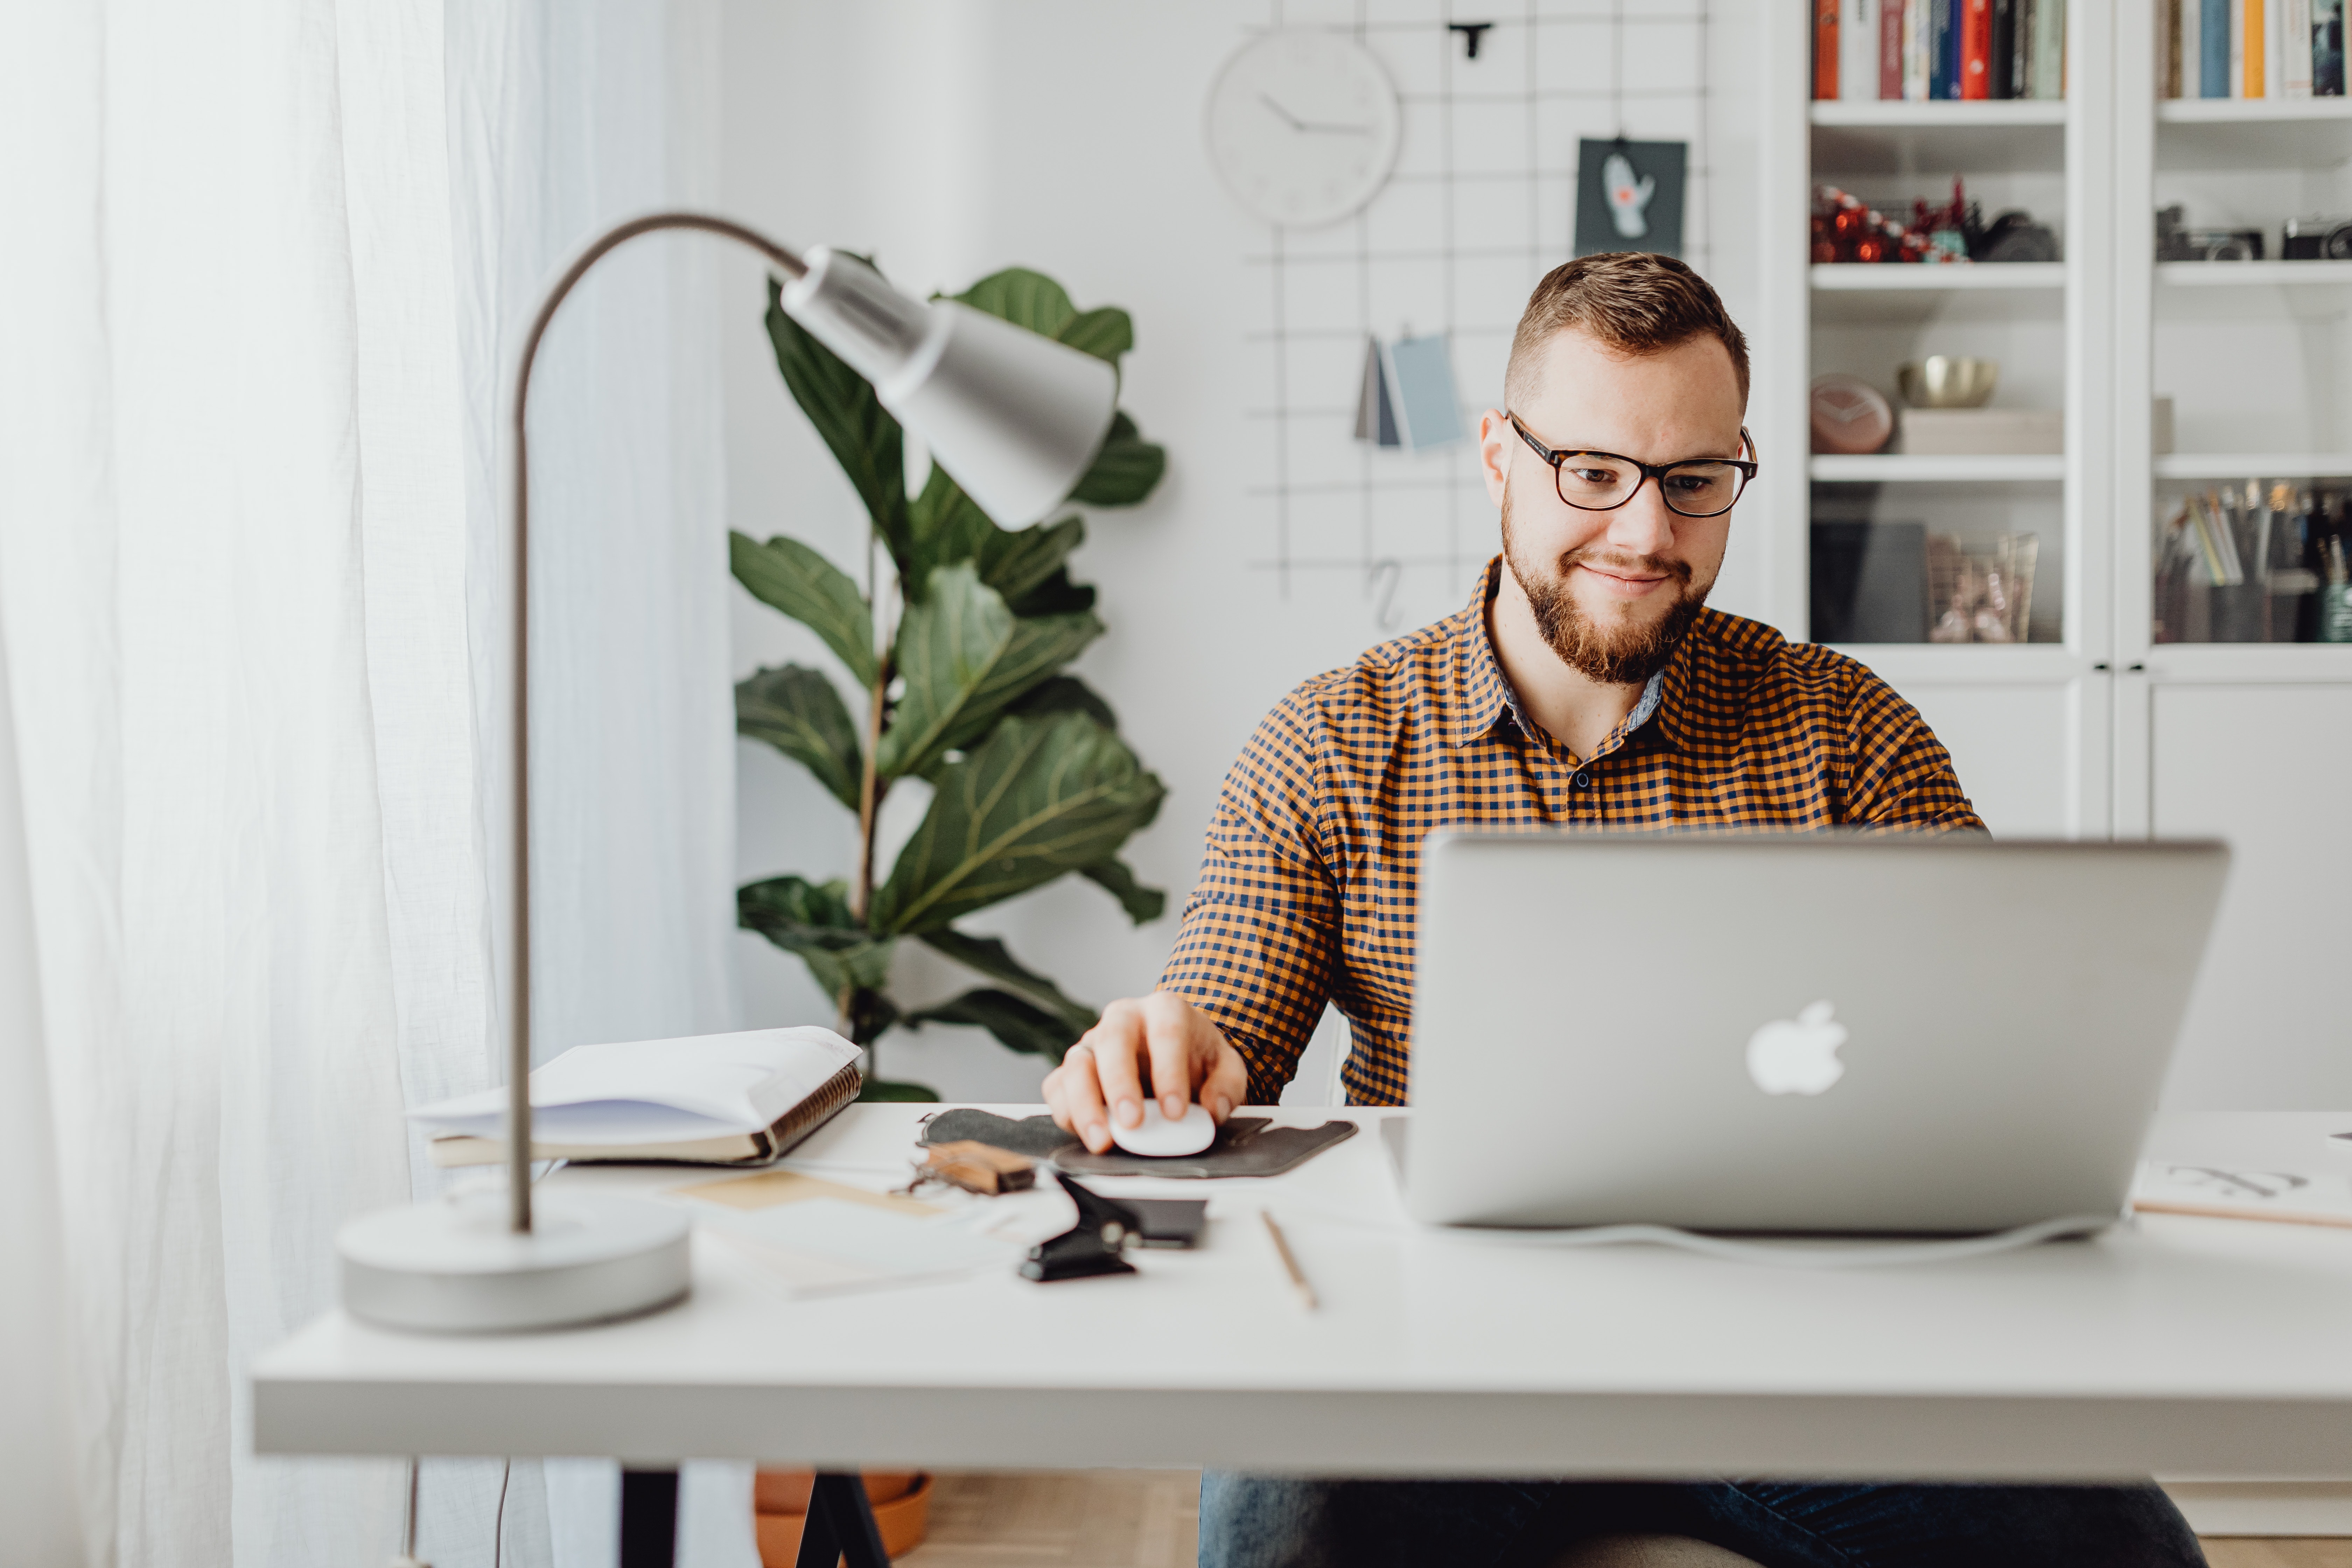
[1503,252,1750,411]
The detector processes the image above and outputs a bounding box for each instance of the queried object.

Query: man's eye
[1567,468,1619,486]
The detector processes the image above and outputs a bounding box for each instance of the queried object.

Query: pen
[1260,1210,1318,1311]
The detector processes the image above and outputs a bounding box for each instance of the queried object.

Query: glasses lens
[1551,454,1642,510]
[1658,461,1747,517]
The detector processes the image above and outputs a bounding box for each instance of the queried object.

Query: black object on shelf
[1811,521,1928,644]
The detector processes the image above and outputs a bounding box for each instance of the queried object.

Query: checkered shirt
[1158,558,1985,1107]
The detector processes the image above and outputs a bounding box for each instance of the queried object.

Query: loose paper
[2130,1162,2352,1228]
[1353,334,1464,451]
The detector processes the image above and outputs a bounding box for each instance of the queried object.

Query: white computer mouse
[1108,1100,1216,1157]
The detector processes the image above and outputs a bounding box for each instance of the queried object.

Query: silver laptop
[1397,831,2229,1233]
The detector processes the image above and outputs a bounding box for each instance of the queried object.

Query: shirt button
[1573,772,1592,790]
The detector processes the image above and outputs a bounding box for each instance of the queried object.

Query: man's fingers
[1201,1044,1250,1123]
[1050,1043,1113,1153]
[1140,992,1198,1120]
[1089,1001,1150,1132]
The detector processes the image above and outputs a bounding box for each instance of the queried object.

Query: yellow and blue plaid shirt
[1159,559,1984,1106]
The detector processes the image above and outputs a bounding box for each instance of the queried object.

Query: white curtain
[0,0,742,1563]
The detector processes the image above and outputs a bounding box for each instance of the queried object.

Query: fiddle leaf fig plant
[735,263,1169,1100]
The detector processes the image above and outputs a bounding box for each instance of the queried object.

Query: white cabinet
[1756,0,2348,1108]
[1868,649,2109,836]
[2146,679,2352,1108]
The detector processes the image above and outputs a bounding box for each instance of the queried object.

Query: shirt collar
[1449,556,1677,756]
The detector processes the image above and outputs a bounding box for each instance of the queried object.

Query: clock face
[1204,29,1403,230]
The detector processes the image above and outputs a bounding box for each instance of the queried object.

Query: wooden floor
[896,1471,2348,1568]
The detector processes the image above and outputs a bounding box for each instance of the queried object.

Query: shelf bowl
[1898,357,2001,408]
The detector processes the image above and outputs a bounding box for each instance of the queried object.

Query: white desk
[255,1107,2352,1499]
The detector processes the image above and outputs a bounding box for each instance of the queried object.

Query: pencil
[1260,1210,1317,1311]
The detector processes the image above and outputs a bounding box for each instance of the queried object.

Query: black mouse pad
[918,1109,1356,1179]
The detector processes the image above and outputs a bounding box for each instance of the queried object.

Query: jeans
[1196,1474,2207,1568]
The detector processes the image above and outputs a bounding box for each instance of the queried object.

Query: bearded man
[1041,253,2204,1568]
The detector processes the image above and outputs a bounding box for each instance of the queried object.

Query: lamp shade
[780,247,1118,527]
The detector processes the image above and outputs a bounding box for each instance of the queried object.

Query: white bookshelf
[2156,452,2352,479]
[1809,262,2068,290]
[2155,259,2352,285]
[1809,454,2067,482]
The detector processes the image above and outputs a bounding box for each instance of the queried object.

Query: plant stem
[851,670,886,922]
[851,575,894,927]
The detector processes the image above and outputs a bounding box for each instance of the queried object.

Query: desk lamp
[334,213,1117,1331]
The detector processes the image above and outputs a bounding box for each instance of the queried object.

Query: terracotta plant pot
[752,1471,930,1564]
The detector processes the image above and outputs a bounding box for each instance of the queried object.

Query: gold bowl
[1897,356,2000,408]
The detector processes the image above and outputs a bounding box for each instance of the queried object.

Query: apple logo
[1745,1000,1849,1096]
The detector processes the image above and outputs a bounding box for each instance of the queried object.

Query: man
[1043,254,2204,1568]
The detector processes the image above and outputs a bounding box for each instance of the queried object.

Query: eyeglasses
[1507,413,1758,519]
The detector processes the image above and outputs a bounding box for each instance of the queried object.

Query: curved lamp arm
[499,214,1116,1232]
[502,214,804,1232]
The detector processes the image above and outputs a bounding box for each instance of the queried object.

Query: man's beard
[1501,483,1713,686]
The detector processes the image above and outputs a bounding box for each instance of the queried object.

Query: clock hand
[1258,92,1372,135]
[1258,92,1307,130]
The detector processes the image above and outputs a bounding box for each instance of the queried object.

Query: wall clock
[1204,28,1403,230]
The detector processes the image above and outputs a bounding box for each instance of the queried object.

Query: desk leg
[619,1467,680,1568]
[794,1472,890,1568]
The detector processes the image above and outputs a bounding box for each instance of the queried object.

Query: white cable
[1466,1213,2120,1269]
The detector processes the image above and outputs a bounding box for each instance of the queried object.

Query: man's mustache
[1556,547,1695,586]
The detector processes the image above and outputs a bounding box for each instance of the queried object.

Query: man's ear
[1477,408,1512,508]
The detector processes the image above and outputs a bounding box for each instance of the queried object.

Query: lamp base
[337,1188,691,1332]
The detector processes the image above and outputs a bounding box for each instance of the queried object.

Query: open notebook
[411,1027,861,1167]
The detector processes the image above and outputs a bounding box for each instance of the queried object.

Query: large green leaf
[870,712,1167,934]
[908,462,1088,611]
[1007,674,1118,731]
[763,273,912,568]
[1004,569,1097,617]
[736,665,862,812]
[905,988,1086,1058]
[977,515,1085,608]
[1070,410,1166,508]
[1057,307,1133,364]
[953,268,1076,336]
[1078,857,1166,925]
[917,927,1096,1035]
[875,563,1100,782]
[729,533,877,687]
[736,875,894,1000]
[903,465,995,601]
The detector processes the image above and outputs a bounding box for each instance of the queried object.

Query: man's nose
[1604,479,1678,556]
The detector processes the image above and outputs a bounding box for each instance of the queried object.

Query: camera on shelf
[2282,217,2352,262]
[2155,205,2265,261]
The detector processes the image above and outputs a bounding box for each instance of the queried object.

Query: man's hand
[1043,991,1250,1154]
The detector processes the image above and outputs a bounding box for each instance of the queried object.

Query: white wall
[718,1,1762,1100]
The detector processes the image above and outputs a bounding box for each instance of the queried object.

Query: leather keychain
[902,1140,1037,1197]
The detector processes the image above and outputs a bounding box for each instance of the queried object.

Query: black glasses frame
[1507,412,1759,519]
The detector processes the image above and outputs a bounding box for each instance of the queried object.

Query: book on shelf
[1961,0,1992,98]
[2287,0,2315,93]
[1815,0,1840,98]
[1825,0,2061,99]
[1904,0,1932,98]
[2161,0,2345,94]
[1842,0,1878,102]
[410,1026,863,1167]
[2032,0,2066,96]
